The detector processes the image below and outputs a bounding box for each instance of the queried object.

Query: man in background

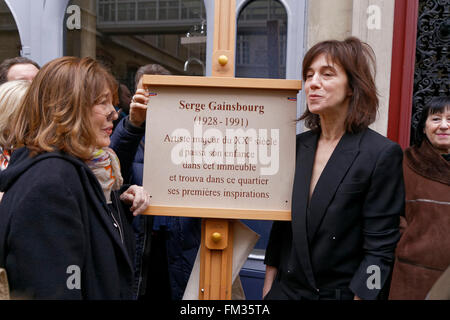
[0,57,40,85]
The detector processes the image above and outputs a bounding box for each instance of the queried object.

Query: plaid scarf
[0,147,10,171]
[86,147,123,203]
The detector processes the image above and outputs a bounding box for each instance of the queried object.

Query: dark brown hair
[134,64,171,88]
[11,56,118,160]
[300,37,379,133]
[0,57,40,85]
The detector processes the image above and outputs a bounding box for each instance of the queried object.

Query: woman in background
[0,80,30,202]
[389,96,450,300]
[0,80,30,171]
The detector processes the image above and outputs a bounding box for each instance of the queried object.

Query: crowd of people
[0,36,448,300]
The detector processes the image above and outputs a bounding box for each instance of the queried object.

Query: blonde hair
[11,57,118,160]
[0,80,30,148]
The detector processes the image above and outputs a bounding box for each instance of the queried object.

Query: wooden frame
[145,205,291,221]
[141,75,301,222]
[142,74,301,91]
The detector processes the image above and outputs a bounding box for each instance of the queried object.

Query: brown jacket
[389,140,450,300]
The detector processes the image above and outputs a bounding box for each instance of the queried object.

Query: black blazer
[0,148,136,299]
[265,129,405,300]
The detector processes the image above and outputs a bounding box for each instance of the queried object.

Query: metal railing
[97,0,286,24]
[97,0,205,24]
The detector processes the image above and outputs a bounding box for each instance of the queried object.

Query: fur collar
[404,140,450,185]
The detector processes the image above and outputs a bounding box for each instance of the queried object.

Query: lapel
[291,131,318,290]
[291,130,364,290]
[307,131,363,243]
[81,166,134,273]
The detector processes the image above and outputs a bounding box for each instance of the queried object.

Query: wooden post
[199,0,236,300]
[141,0,299,300]
[199,219,233,299]
[211,0,236,78]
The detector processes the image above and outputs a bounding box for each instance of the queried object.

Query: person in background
[110,64,202,300]
[118,83,132,116]
[0,80,30,171]
[0,57,150,299]
[113,83,132,129]
[389,96,450,300]
[0,80,30,202]
[0,57,40,85]
[263,37,404,300]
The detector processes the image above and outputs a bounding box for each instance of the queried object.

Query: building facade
[0,0,446,299]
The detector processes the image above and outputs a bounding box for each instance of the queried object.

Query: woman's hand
[119,185,151,216]
[129,89,150,127]
[262,265,278,299]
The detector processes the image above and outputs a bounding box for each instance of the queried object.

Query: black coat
[265,129,405,300]
[110,116,201,300]
[0,147,136,299]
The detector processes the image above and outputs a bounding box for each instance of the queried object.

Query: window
[236,0,288,251]
[236,35,250,65]
[97,0,116,22]
[0,0,21,62]
[236,0,287,79]
[137,1,157,21]
[64,0,207,94]
[117,1,136,21]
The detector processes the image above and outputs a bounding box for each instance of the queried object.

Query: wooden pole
[198,0,236,300]
[199,219,233,299]
[211,0,236,78]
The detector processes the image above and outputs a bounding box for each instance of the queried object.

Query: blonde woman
[0,80,30,171]
[0,80,30,202]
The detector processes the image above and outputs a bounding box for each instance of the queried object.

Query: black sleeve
[110,116,145,183]
[264,134,301,267]
[114,184,134,224]
[264,221,290,268]
[349,143,405,300]
[6,170,85,299]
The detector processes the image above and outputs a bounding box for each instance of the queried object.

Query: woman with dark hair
[389,96,450,300]
[0,57,150,299]
[263,37,405,300]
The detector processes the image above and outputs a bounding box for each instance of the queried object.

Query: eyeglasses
[94,108,122,121]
